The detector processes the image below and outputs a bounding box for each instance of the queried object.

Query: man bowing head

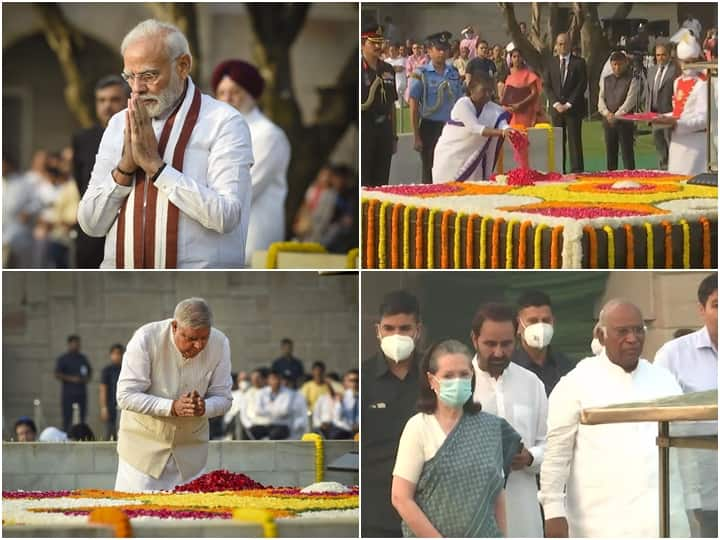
[78,19,253,268]
[115,298,233,492]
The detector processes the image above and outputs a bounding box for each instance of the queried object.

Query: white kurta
[78,78,254,268]
[667,75,708,175]
[114,319,233,492]
[243,107,290,263]
[471,358,546,538]
[539,353,690,537]
[432,97,510,183]
[655,326,718,512]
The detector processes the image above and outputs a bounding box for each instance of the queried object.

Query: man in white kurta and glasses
[115,298,232,492]
[78,19,253,268]
[539,299,690,537]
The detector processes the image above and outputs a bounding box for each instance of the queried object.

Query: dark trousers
[419,119,445,184]
[105,410,118,441]
[361,114,394,187]
[652,126,672,170]
[75,226,105,269]
[698,510,718,538]
[62,392,87,432]
[249,424,290,440]
[603,119,635,170]
[552,112,584,173]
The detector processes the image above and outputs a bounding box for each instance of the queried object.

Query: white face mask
[380,334,415,363]
[590,337,604,356]
[522,322,554,349]
[238,380,250,392]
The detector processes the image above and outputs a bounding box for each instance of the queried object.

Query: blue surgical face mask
[433,376,473,408]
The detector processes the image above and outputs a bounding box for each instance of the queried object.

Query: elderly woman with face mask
[432,74,518,183]
[391,339,522,538]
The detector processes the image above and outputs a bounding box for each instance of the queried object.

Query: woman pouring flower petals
[391,339,522,537]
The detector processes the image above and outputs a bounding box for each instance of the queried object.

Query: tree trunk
[246,4,357,236]
[579,4,611,116]
[147,3,201,79]
[33,4,93,128]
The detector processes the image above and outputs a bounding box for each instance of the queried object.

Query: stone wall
[2,271,358,438]
[2,440,358,491]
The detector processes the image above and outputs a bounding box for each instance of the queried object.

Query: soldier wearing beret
[361,24,398,187]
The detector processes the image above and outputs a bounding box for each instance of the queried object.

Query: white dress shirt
[472,357,546,538]
[655,326,718,511]
[78,80,253,268]
[255,386,293,427]
[243,107,290,263]
[539,353,689,537]
[333,389,359,432]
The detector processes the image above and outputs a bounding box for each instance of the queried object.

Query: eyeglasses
[121,69,162,85]
[608,325,647,338]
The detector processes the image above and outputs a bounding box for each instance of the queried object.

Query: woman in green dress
[391,339,522,537]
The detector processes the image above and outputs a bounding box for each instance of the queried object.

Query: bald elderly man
[212,60,290,264]
[539,300,689,537]
[115,298,232,492]
[78,19,253,268]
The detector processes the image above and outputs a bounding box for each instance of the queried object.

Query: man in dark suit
[644,42,679,170]
[72,76,129,268]
[544,33,587,173]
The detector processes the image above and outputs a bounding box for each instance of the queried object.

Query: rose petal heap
[173,470,266,493]
[507,129,530,170]
[491,168,563,186]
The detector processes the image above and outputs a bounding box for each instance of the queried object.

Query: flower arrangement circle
[576,170,689,183]
[567,181,681,194]
[497,201,669,219]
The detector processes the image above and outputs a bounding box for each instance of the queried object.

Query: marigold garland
[491,218,504,269]
[390,204,403,269]
[427,209,440,268]
[700,217,711,269]
[465,214,476,268]
[345,248,359,269]
[661,220,673,268]
[365,200,377,268]
[534,224,548,268]
[583,226,598,269]
[454,213,463,269]
[88,507,132,538]
[301,433,324,483]
[440,210,454,269]
[603,226,616,269]
[233,508,278,538]
[644,222,655,269]
[415,207,426,268]
[266,241,326,269]
[505,220,519,268]
[624,224,635,268]
[517,221,531,268]
[403,206,413,269]
[479,217,491,269]
[377,201,392,269]
[550,226,563,269]
[679,219,691,269]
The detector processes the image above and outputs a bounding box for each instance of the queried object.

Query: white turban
[38,426,68,442]
[672,28,702,61]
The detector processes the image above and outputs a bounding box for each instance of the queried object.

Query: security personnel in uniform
[361,24,398,187]
[408,31,463,184]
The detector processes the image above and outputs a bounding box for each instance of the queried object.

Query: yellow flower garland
[644,222,654,269]
[679,219,690,269]
[345,248,359,269]
[302,433,324,483]
[427,209,440,269]
[533,224,548,268]
[377,201,391,269]
[479,216,491,269]
[403,206,413,269]
[505,220,519,268]
[266,242,326,269]
[233,508,277,538]
[454,213,463,269]
[603,226,616,269]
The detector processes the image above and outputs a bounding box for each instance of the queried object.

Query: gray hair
[120,19,191,61]
[597,299,641,337]
[173,298,212,329]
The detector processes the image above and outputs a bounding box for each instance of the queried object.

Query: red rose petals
[3,490,73,499]
[577,169,677,178]
[519,206,649,218]
[507,130,530,170]
[491,168,563,186]
[365,184,464,195]
[173,470,266,493]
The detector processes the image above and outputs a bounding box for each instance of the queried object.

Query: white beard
[140,70,185,118]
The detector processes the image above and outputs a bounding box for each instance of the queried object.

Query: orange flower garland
[517,221,531,268]
[365,200,377,268]
[584,226,598,269]
[415,207,426,268]
[440,210,454,269]
[624,224,635,268]
[88,507,132,538]
[390,204,403,269]
[465,215,476,268]
[491,218,504,269]
[700,217,711,269]
[661,220,673,268]
[550,226,563,269]
[454,213,463,269]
